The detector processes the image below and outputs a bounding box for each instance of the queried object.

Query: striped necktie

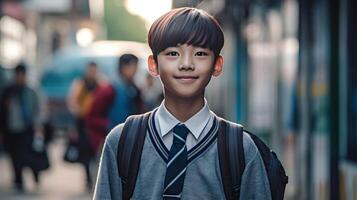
[163,124,190,200]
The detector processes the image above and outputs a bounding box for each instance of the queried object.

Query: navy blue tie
[163,124,190,200]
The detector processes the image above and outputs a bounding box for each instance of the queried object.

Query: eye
[165,51,179,56]
[195,51,208,56]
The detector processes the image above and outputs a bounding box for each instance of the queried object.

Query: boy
[93,7,271,199]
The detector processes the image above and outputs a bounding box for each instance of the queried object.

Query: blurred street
[0,138,91,200]
[0,0,356,199]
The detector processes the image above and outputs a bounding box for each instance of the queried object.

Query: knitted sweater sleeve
[93,124,124,200]
[239,132,272,200]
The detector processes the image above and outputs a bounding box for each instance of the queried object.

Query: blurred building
[0,0,103,85]
[27,0,105,83]
[338,0,357,199]
[0,0,31,82]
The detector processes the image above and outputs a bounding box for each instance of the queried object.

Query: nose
[179,54,195,71]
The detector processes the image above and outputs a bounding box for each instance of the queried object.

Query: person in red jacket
[86,54,144,155]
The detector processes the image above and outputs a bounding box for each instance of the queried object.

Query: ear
[148,55,159,76]
[212,56,223,77]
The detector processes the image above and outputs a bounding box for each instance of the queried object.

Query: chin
[175,90,204,99]
[164,85,205,99]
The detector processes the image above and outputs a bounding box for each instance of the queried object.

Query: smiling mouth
[174,75,198,79]
[174,75,199,83]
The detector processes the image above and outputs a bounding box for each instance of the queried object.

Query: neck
[164,94,205,122]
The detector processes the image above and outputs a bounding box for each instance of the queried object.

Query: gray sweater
[93,115,271,200]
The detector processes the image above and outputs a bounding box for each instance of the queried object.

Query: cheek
[194,58,214,69]
[158,57,180,68]
[195,63,215,75]
[158,70,170,85]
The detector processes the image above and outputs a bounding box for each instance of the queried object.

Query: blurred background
[0,0,355,200]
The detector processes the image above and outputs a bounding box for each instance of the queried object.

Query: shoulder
[2,85,13,95]
[104,111,153,151]
[104,123,125,152]
[68,79,83,94]
[26,84,36,91]
[103,83,115,93]
[221,119,259,164]
[71,78,84,88]
[242,131,260,165]
[105,123,124,149]
[24,85,38,96]
[97,78,107,87]
[95,83,114,97]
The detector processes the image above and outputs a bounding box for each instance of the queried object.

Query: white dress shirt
[154,100,214,150]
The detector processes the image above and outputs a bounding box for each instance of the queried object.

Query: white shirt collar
[156,100,211,140]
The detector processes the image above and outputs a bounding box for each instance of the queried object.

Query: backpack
[117,112,288,200]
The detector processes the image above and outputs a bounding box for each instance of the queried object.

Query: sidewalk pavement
[0,138,93,200]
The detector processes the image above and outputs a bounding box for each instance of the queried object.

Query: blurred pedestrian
[141,73,163,111]
[0,63,44,191]
[86,54,144,155]
[66,61,101,190]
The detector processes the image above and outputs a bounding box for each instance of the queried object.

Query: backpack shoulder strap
[217,118,245,200]
[117,111,151,200]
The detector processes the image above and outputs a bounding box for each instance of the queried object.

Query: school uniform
[93,101,271,200]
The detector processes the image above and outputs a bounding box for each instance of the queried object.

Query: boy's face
[148,44,223,99]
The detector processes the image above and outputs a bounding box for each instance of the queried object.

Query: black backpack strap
[218,119,245,200]
[117,112,151,200]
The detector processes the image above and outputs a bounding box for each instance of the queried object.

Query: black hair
[88,61,97,67]
[15,63,26,74]
[118,53,138,73]
[148,7,224,62]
